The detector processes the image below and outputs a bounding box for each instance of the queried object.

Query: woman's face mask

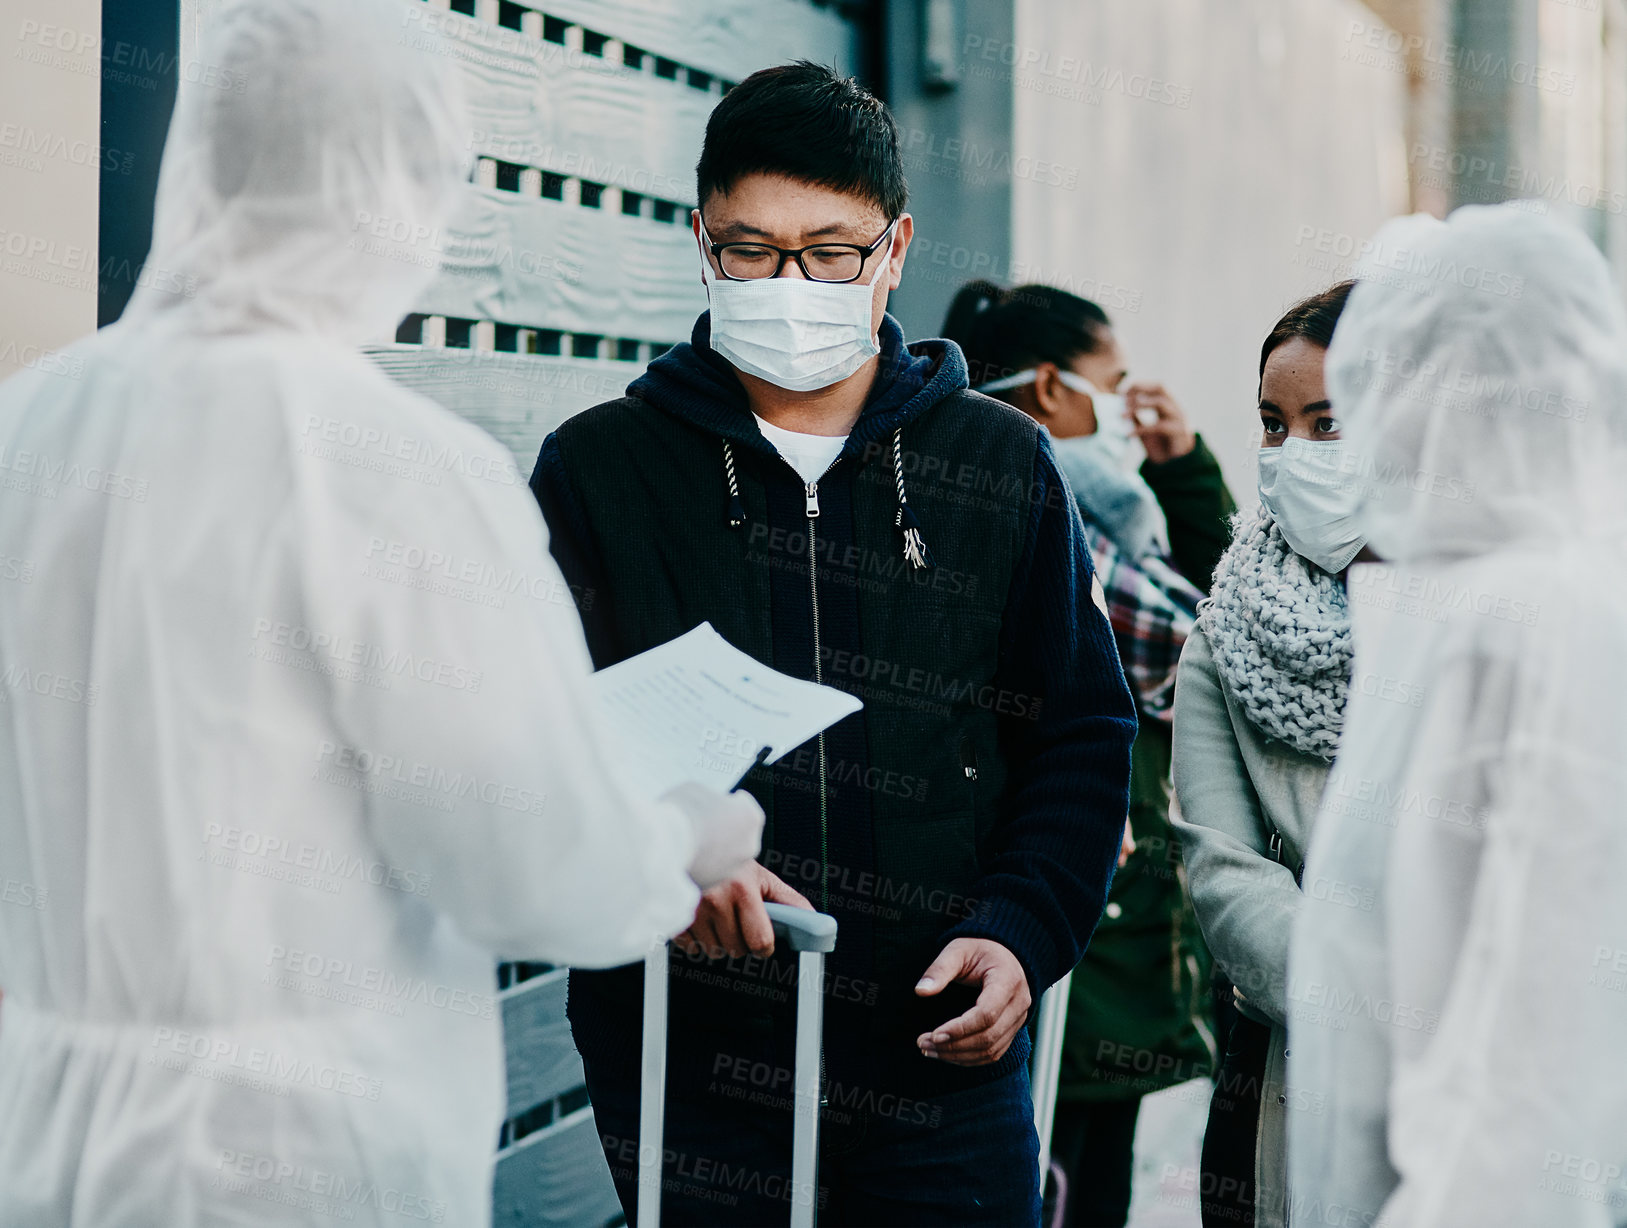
[979,368,1134,465]
[1256,438,1367,572]
[700,221,895,393]
[1061,370,1133,465]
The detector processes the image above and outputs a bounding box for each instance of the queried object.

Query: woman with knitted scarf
[1171,281,1361,1228]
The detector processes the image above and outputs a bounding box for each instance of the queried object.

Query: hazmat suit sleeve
[1377,625,1627,1226]
[105,0,710,973]
[1170,626,1301,1023]
[299,397,702,968]
[1287,620,1509,1223]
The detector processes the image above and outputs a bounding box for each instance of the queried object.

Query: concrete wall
[1008,0,1411,498]
[883,0,1017,340]
[1525,0,1627,270]
[0,2,102,379]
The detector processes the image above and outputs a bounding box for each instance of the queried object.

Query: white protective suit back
[1289,206,1627,1224]
[0,3,706,1224]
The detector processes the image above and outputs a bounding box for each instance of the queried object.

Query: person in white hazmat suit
[1287,204,1627,1226]
[0,1,763,1224]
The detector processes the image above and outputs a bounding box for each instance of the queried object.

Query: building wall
[1008,0,1411,498]
[883,0,1018,340]
[1526,0,1627,272]
[1262,0,1627,286]
[0,1,101,380]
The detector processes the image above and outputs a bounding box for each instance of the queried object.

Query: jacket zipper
[804,460,843,1112]
[805,476,828,914]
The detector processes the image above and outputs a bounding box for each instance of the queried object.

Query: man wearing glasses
[529,61,1135,1226]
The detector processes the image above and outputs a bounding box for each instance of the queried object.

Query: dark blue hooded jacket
[530,312,1135,1096]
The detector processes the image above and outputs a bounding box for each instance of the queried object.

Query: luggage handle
[764,901,836,953]
[638,905,838,1228]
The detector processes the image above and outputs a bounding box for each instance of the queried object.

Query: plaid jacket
[1083,525,1203,726]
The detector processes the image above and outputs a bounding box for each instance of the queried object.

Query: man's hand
[1118,820,1136,868]
[913,938,1032,1066]
[674,861,812,960]
[1124,381,1196,465]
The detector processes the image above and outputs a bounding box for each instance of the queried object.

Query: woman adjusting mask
[947,280,1210,566]
[980,366,1137,465]
[1255,317,1367,573]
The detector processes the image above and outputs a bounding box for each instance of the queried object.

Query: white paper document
[589,622,863,800]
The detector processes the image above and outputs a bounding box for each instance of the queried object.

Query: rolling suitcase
[638,902,839,1228]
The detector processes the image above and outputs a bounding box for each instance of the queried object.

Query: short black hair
[1260,280,1356,379]
[941,280,1113,390]
[696,61,907,220]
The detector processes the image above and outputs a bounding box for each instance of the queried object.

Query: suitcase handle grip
[764,902,837,954]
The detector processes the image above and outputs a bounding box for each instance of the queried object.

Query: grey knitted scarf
[1202,508,1352,761]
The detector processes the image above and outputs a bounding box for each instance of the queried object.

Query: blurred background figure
[945,280,1231,1228]
[0,3,758,1224]
[1170,282,1358,1228]
[1291,205,1627,1227]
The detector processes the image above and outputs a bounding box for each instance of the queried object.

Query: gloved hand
[661,782,764,890]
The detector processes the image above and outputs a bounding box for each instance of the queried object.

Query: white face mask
[701,222,894,393]
[979,367,1134,466]
[1256,438,1367,572]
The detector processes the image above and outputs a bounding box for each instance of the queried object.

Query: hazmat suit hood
[1327,205,1627,563]
[130,0,469,343]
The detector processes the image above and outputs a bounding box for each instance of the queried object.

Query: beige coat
[1170,625,1332,1228]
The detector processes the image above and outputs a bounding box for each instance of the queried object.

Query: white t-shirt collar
[752,414,847,485]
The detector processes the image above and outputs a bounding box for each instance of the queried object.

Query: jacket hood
[127,0,469,345]
[1328,205,1627,563]
[628,312,969,464]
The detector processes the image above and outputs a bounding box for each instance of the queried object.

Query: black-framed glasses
[702,218,899,283]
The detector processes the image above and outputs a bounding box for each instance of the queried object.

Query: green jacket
[1058,437,1235,1101]
[1146,438,1237,592]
